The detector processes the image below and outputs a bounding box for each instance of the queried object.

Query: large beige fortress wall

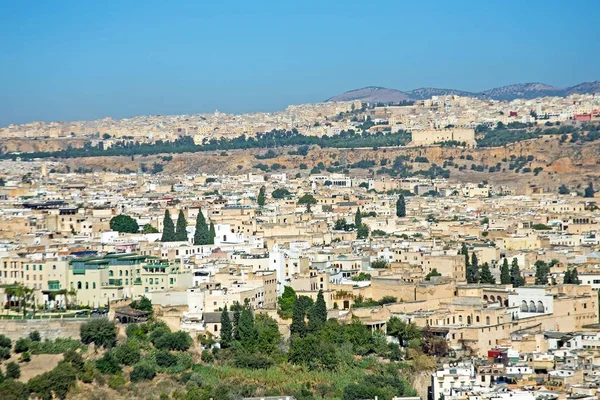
[410,128,475,145]
[0,319,87,340]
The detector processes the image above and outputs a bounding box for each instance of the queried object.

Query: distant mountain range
[326,81,600,103]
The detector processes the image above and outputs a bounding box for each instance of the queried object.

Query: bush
[0,335,11,349]
[201,349,214,363]
[6,362,20,379]
[19,351,31,363]
[80,319,117,348]
[0,348,10,360]
[29,331,41,342]
[130,362,156,382]
[126,323,144,339]
[29,338,85,354]
[155,350,178,367]
[0,379,28,400]
[96,351,122,375]
[169,331,193,351]
[14,338,30,354]
[108,373,127,390]
[113,342,141,366]
[63,350,85,371]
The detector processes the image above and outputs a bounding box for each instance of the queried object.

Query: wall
[0,319,86,341]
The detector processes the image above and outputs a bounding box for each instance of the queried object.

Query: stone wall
[0,319,86,341]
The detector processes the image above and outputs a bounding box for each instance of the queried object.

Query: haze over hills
[326,81,600,103]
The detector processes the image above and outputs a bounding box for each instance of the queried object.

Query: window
[93,282,96,289]
[85,282,89,289]
[77,282,82,290]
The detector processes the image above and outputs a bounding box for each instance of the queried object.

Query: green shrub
[28,331,41,342]
[19,351,31,363]
[6,362,20,379]
[130,362,156,382]
[108,373,127,390]
[14,338,30,353]
[0,335,11,349]
[156,350,178,367]
[96,351,122,375]
[29,338,85,354]
[27,361,77,400]
[113,342,141,366]
[201,349,214,363]
[0,379,28,400]
[169,331,193,351]
[0,347,10,360]
[80,319,117,348]
[63,350,85,371]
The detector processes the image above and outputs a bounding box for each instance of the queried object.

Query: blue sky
[1,0,599,126]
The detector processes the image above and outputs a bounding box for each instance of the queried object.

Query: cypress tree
[232,302,242,340]
[500,258,511,284]
[175,210,188,241]
[534,261,549,285]
[194,207,209,245]
[220,305,232,348]
[161,209,175,242]
[290,296,307,337]
[571,268,579,284]
[396,195,406,217]
[480,262,496,284]
[510,258,524,287]
[209,221,216,245]
[354,208,362,228]
[257,186,266,207]
[467,252,479,283]
[237,304,258,351]
[308,289,327,331]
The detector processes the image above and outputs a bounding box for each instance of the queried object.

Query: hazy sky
[1,0,599,126]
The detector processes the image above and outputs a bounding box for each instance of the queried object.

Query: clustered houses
[0,158,600,397]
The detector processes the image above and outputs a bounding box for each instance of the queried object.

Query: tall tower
[41,164,48,179]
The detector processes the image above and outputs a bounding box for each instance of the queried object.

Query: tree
[272,188,291,199]
[290,296,307,337]
[237,305,258,351]
[169,331,193,351]
[308,290,327,331]
[467,252,479,283]
[193,208,210,245]
[387,317,422,345]
[5,362,20,379]
[257,186,266,206]
[130,295,152,312]
[425,268,442,281]
[29,331,41,342]
[220,305,233,348]
[396,195,406,217]
[231,302,242,340]
[584,183,595,198]
[480,262,496,284]
[209,221,216,245]
[558,184,569,195]
[510,258,525,287]
[357,223,369,239]
[534,261,549,285]
[161,209,175,242]
[500,258,511,284]
[141,223,158,234]
[175,210,188,241]
[113,341,141,366]
[297,193,317,212]
[278,286,296,319]
[255,313,282,355]
[564,268,580,284]
[109,215,139,233]
[95,351,121,374]
[130,362,156,382]
[354,208,362,228]
[80,318,117,348]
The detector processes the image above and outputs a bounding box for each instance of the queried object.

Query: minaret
[136,167,143,187]
[41,163,48,179]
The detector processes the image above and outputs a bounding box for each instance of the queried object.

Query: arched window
[486,316,490,325]
[521,300,528,312]
[537,301,545,313]
[93,282,96,289]
[490,295,496,302]
[77,281,82,290]
[476,316,480,323]
[529,301,536,312]
[497,296,503,306]
[109,270,114,277]
[467,316,472,325]
[85,282,89,289]
[459,315,463,323]
[483,295,488,301]
[119,270,123,277]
